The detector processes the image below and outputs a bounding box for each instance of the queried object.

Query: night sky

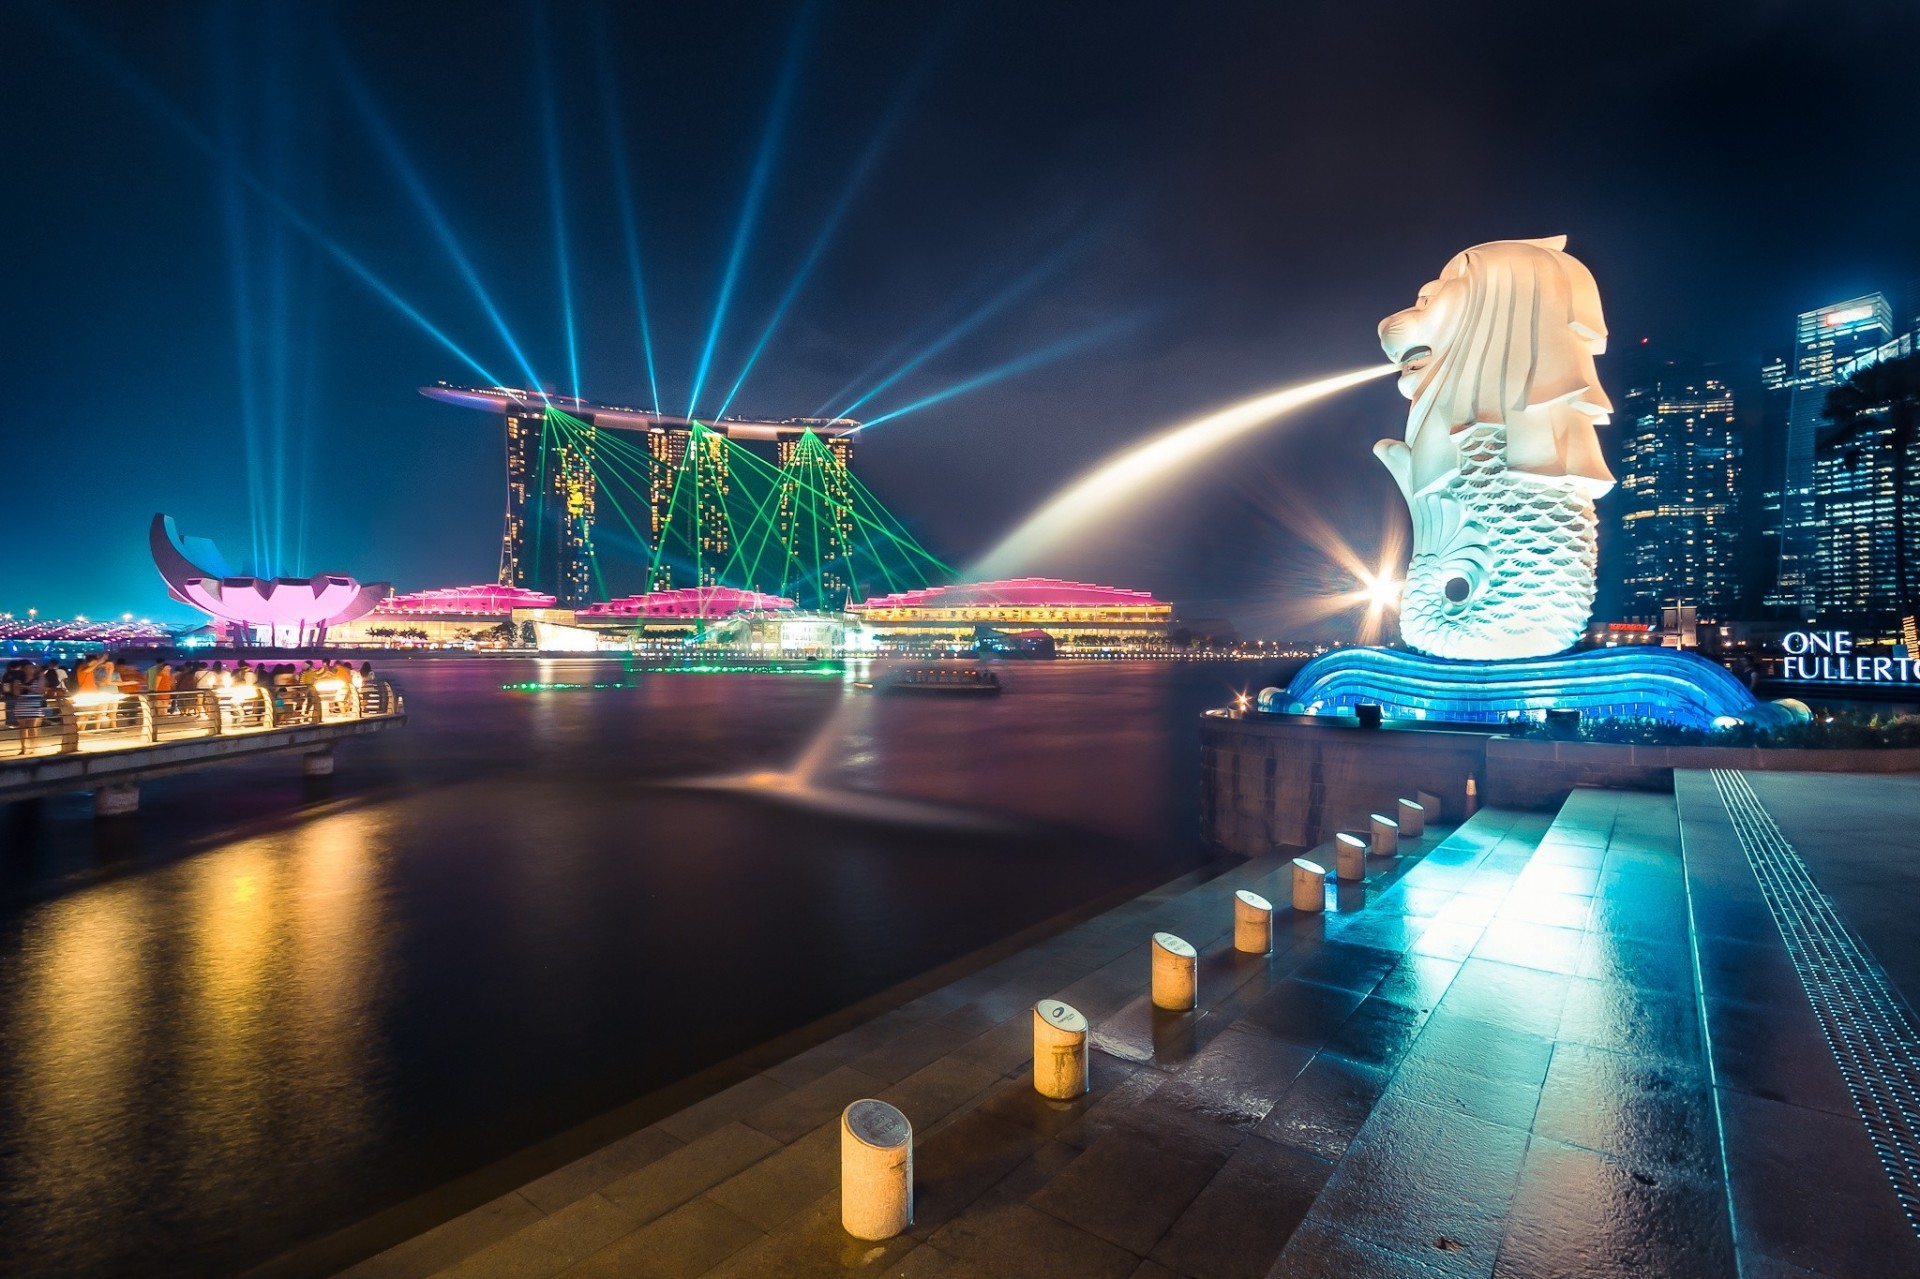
[7,1,1919,631]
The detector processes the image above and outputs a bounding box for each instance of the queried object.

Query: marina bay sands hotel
[421,384,859,606]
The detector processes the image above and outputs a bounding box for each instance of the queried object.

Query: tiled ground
[1675,769,1920,1278]
[336,778,1920,1279]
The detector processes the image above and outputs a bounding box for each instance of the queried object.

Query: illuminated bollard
[841,1099,913,1240]
[1151,932,1198,1010]
[1233,890,1274,954]
[1291,858,1327,913]
[1466,775,1479,817]
[1370,814,1400,857]
[1335,831,1368,882]
[1397,797,1425,837]
[1033,999,1089,1099]
[1417,789,1441,819]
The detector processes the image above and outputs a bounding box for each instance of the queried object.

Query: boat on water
[859,664,1002,695]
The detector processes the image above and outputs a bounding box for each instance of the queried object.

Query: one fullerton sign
[1781,631,1920,684]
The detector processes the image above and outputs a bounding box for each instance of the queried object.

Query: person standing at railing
[109,657,137,732]
[3,661,23,740]
[38,660,65,743]
[150,660,176,715]
[72,655,102,731]
[266,663,294,721]
[15,661,46,748]
[234,661,263,727]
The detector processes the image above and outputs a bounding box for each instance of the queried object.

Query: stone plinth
[1200,712,1493,855]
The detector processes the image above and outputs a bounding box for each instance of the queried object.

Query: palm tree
[1823,350,1920,624]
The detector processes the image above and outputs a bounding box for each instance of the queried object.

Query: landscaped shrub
[1502,712,1920,749]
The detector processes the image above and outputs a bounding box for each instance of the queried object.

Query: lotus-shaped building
[150,514,391,646]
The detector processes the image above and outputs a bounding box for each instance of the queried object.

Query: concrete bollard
[1397,797,1425,837]
[1334,831,1368,882]
[1033,999,1090,1099]
[1370,814,1399,857]
[1417,789,1441,819]
[93,782,139,818]
[841,1099,913,1240]
[1151,932,1198,1010]
[1233,890,1274,954]
[1291,858,1327,913]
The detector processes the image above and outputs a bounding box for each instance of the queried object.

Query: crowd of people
[2,655,378,744]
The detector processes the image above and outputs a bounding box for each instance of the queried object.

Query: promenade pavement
[328,775,1920,1279]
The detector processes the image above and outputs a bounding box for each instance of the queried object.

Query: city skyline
[6,3,1920,627]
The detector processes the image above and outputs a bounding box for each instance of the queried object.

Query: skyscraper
[1771,294,1894,606]
[1614,347,1742,622]
[645,425,732,590]
[1810,326,1920,620]
[775,432,856,607]
[499,408,596,607]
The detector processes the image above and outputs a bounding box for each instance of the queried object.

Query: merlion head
[1377,235,1611,438]
[1371,237,1614,662]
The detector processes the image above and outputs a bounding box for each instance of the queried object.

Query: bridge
[0,680,406,817]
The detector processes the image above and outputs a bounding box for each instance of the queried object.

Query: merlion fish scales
[1374,236,1615,661]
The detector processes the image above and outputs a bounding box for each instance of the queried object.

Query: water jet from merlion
[970,364,1397,579]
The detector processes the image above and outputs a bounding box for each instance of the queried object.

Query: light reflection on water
[0,657,1255,1276]
[5,808,392,1275]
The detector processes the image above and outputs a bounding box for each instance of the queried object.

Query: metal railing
[1,679,405,759]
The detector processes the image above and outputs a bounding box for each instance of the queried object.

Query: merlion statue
[1374,236,1614,660]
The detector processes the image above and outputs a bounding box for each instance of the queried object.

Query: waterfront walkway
[330,776,1920,1279]
[0,683,405,810]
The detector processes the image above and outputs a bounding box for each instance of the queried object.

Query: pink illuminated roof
[851,577,1167,610]
[577,586,796,619]
[377,584,558,615]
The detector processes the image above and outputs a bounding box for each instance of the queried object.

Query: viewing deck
[0,681,406,813]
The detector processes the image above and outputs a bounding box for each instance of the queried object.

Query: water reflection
[0,658,1243,1275]
[2,808,391,1275]
[11,881,150,1232]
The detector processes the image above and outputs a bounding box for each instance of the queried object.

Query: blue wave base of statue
[1266,646,1804,732]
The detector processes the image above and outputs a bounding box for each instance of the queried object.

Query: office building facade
[1770,294,1895,606]
[1810,329,1920,620]
[1614,350,1741,621]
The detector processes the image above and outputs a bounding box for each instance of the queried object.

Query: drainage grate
[1709,769,1920,1236]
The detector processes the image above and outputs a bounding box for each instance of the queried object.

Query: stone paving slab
[1674,769,1920,1278]
[346,779,1918,1279]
